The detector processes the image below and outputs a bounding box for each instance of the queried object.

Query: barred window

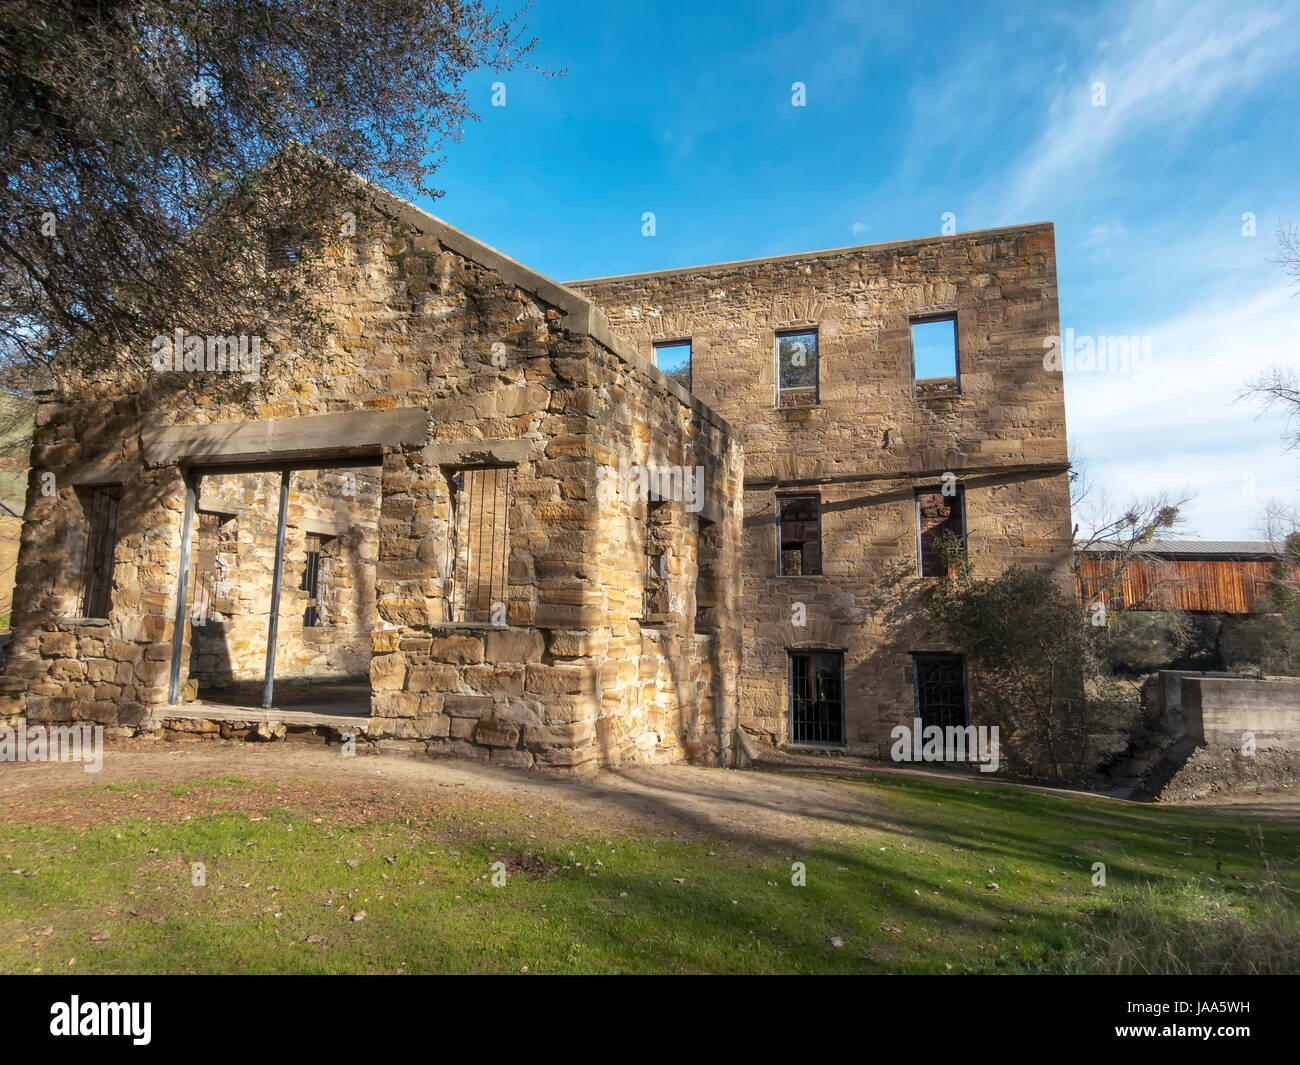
[447,467,511,624]
[913,654,968,731]
[789,651,844,745]
[189,511,222,625]
[301,533,333,628]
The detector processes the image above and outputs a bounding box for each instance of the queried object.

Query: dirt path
[3,737,1295,844]
[0,736,890,848]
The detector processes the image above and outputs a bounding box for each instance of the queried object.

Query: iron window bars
[789,651,844,745]
[913,653,968,732]
[77,485,121,619]
[447,466,511,624]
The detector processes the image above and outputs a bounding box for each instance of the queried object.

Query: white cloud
[998,0,1298,219]
[1065,280,1300,536]
[1079,220,1127,252]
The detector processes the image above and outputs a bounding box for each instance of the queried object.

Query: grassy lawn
[0,770,1296,974]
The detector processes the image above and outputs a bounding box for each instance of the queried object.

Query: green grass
[0,771,1296,974]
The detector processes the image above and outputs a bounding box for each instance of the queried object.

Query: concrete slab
[161,702,369,729]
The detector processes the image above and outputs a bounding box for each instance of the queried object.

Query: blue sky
[419,0,1300,539]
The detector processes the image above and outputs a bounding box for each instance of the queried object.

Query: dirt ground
[0,736,891,846]
[3,736,1296,842]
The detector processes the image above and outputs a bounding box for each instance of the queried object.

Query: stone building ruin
[0,170,1071,774]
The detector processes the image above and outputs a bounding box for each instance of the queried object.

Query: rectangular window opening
[267,228,305,271]
[642,498,671,622]
[652,339,692,391]
[777,329,818,408]
[911,315,959,398]
[789,651,844,746]
[447,466,511,624]
[188,510,229,626]
[913,653,968,734]
[301,532,335,628]
[916,486,965,577]
[778,494,821,576]
[694,515,719,634]
[77,485,121,619]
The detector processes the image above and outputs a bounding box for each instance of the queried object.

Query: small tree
[922,543,1126,780]
[1222,531,1300,675]
[1241,222,1300,445]
[1,0,545,376]
[920,484,1188,781]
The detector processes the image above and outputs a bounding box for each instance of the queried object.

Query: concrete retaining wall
[1178,673,1300,751]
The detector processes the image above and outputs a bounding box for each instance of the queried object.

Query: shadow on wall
[186,482,377,705]
[2,185,392,722]
[594,442,728,767]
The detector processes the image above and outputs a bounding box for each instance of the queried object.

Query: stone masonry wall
[185,467,379,694]
[586,341,743,767]
[571,224,1072,757]
[0,187,743,774]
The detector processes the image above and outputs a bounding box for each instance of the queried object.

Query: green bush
[922,558,1138,781]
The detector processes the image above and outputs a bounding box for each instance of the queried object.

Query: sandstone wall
[0,191,743,771]
[185,467,379,694]
[571,225,1072,756]
[585,340,743,767]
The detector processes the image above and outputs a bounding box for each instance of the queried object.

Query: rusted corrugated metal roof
[1082,540,1281,559]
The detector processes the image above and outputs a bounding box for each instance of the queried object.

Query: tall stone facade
[0,167,1070,771]
[570,224,1072,757]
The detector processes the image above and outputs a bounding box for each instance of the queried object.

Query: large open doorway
[167,459,381,719]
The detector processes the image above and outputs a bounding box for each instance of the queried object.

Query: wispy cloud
[1066,278,1300,536]
[998,0,1298,219]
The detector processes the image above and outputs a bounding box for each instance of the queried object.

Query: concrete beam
[141,407,428,467]
[422,437,534,467]
[301,517,351,538]
[64,461,133,487]
[196,495,248,518]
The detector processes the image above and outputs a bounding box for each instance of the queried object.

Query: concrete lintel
[301,518,350,538]
[141,407,429,467]
[422,437,533,468]
[65,461,132,487]
[196,495,248,518]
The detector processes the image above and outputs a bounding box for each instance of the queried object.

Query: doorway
[167,459,381,718]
